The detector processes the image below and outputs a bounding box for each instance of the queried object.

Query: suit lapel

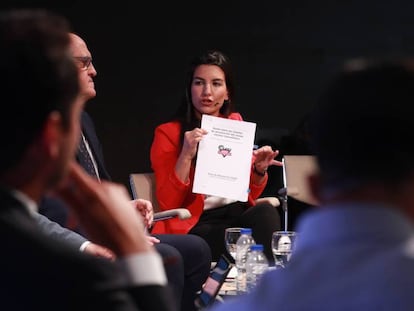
[79,111,111,180]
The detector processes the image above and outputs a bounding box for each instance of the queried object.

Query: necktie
[67,133,99,232]
[78,133,98,179]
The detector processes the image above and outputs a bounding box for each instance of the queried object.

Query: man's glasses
[73,56,93,70]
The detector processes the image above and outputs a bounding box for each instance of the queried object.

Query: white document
[192,114,256,202]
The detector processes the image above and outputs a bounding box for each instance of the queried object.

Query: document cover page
[192,114,256,202]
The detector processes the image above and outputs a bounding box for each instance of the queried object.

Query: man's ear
[41,111,63,158]
[308,172,322,205]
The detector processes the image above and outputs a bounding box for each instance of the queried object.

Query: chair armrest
[153,208,192,222]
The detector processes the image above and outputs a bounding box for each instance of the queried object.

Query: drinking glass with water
[224,227,243,261]
[271,231,297,268]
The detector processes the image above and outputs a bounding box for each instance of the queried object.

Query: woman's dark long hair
[174,50,237,146]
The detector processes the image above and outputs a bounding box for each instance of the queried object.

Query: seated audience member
[212,58,414,311]
[39,32,211,311]
[0,8,175,311]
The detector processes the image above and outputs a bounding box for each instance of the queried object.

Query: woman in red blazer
[150,50,282,262]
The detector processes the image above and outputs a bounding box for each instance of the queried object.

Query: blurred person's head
[0,9,82,199]
[308,58,414,214]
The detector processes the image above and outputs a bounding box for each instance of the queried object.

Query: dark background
[3,0,414,194]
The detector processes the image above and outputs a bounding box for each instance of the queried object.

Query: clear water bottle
[235,228,255,294]
[246,244,269,292]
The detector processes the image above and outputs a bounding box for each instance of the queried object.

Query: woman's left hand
[253,146,283,175]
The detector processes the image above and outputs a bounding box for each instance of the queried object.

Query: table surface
[218,266,237,296]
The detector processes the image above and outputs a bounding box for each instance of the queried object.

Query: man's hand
[56,162,154,257]
[130,199,154,228]
[84,242,116,261]
[146,235,160,246]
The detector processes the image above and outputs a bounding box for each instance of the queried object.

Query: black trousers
[188,201,281,263]
[154,234,211,311]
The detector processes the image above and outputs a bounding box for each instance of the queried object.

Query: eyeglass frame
[73,56,93,70]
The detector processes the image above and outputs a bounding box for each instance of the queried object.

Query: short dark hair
[0,9,79,173]
[309,59,414,193]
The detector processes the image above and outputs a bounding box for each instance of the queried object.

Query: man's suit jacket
[35,212,87,249]
[0,189,174,311]
[78,111,111,180]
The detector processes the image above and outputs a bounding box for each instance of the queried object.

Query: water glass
[224,227,243,260]
[271,231,297,268]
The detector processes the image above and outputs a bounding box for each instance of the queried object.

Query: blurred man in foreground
[0,8,174,310]
[213,59,414,311]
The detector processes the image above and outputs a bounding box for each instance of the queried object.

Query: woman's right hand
[175,127,208,183]
[181,128,208,160]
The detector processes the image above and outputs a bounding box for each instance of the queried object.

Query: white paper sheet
[192,114,256,202]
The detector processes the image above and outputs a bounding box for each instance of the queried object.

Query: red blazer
[150,113,267,234]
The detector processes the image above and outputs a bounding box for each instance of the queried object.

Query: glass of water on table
[221,227,244,295]
[272,231,297,268]
[224,227,243,261]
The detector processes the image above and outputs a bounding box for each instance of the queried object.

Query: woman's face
[191,64,229,119]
